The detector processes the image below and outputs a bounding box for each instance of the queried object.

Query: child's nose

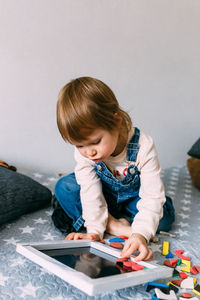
[88,149,97,157]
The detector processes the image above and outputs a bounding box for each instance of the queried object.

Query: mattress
[0,166,200,299]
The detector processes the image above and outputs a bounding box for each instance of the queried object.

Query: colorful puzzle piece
[123,261,133,267]
[180,277,194,289]
[171,279,183,286]
[175,250,191,261]
[123,261,145,271]
[176,259,182,266]
[180,292,193,298]
[179,297,199,300]
[193,284,200,296]
[166,251,174,259]
[116,257,129,262]
[167,283,179,293]
[190,266,198,275]
[181,259,191,273]
[118,235,128,240]
[145,282,170,293]
[162,241,169,256]
[179,272,188,279]
[169,259,178,267]
[155,288,177,299]
[172,269,179,277]
[109,242,123,249]
[164,259,174,268]
[131,262,145,271]
[193,265,200,273]
[108,237,125,243]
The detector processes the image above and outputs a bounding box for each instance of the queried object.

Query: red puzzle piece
[171,279,183,286]
[131,262,144,271]
[175,250,191,261]
[179,272,188,279]
[110,242,123,249]
[194,265,200,273]
[116,257,129,262]
[190,266,198,275]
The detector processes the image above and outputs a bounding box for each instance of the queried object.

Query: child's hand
[120,233,153,261]
[65,232,101,241]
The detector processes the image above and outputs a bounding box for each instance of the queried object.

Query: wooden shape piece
[109,242,123,249]
[171,279,183,286]
[179,272,188,279]
[180,277,194,289]
[163,241,169,256]
[155,288,177,299]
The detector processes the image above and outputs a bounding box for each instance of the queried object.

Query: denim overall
[54,128,175,234]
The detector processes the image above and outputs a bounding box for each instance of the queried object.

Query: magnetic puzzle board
[16,240,172,295]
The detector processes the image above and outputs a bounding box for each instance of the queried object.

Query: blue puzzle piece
[145,282,170,293]
[166,251,174,258]
[108,237,124,243]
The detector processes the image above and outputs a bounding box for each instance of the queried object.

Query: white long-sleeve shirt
[74,128,166,242]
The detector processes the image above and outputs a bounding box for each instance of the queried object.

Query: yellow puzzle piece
[181,259,191,273]
[162,241,169,256]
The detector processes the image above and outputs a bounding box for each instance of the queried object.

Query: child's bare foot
[106,214,132,237]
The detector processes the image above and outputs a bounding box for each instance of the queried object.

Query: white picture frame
[16,240,172,296]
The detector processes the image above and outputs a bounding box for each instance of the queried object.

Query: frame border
[16,240,173,296]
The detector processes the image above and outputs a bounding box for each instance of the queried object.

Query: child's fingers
[134,245,151,262]
[89,234,100,241]
[74,233,85,240]
[65,232,76,240]
[143,248,153,261]
[121,240,137,258]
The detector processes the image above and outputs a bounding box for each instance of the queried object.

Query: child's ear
[114,113,122,128]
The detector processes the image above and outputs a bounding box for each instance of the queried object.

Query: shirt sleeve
[74,149,108,240]
[131,132,166,242]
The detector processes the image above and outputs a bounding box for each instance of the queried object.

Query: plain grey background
[0,0,199,173]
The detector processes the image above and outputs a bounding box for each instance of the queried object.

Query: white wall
[0,0,199,173]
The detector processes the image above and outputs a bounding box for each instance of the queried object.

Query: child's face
[72,128,121,162]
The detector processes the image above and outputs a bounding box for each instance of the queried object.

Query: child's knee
[55,173,80,197]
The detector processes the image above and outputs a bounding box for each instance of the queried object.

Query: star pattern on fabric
[19,225,35,234]
[45,210,53,216]
[176,221,189,227]
[47,177,57,181]
[184,194,191,198]
[0,273,9,286]
[167,191,175,196]
[178,212,190,219]
[41,181,50,186]
[3,237,20,245]
[174,229,189,237]
[181,206,191,212]
[149,243,162,253]
[180,199,191,205]
[42,232,57,240]
[33,217,48,224]
[17,282,40,298]
[33,173,43,178]
[10,257,26,267]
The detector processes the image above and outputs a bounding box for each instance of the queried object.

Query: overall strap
[126,127,140,162]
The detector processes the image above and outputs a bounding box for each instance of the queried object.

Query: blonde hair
[57,76,132,142]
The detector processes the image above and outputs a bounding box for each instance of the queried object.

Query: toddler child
[53,76,175,261]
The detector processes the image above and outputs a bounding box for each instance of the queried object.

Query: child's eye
[76,145,83,149]
[92,138,101,145]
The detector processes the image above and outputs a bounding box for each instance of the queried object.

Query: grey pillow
[0,167,52,226]
[188,138,200,159]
